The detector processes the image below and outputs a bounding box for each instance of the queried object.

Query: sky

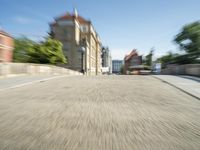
[0,0,200,59]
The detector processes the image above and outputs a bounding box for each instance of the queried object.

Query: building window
[63,29,71,39]
[131,57,140,66]
[81,25,88,32]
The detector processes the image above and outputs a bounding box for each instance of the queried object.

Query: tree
[43,38,67,64]
[145,48,154,67]
[174,21,200,64]
[120,65,124,74]
[13,37,67,65]
[28,38,67,64]
[157,51,175,68]
[13,37,36,62]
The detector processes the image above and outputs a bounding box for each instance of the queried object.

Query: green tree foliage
[157,21,200,67]
[145,48,154,67]
[120,65,124,74]
[157,51,176,68]
[13,37,36,62]
[13,37,67,65]
[174,21,200,64]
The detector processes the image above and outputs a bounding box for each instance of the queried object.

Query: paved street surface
[0,75,60,91]
[154,75,200,99]
[0,75,200,150]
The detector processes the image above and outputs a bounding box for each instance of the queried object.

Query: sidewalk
[153,75,200,100]
[0,74,61,91]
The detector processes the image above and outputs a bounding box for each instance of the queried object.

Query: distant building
[112,60,123,74]
[101,47,112,74]
[152,62,161,74]
[124,49,142,75]
[50,10,102,75]
[0,30,13,62]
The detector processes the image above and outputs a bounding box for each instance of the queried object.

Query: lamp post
[79,47,85,74]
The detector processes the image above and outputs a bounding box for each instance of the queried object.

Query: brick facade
[0,30,14,62]
[124,49,142,74]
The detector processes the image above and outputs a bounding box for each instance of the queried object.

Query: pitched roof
[0,30,12,37]
[53,13,90,25]
[124,49,138,61]
[77,15,90,24]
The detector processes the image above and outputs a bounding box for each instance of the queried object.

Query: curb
[152,75,200,101]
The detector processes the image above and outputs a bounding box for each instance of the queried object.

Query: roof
[0,30,12,37]
[124,49,139,61]
[52,12,90,26]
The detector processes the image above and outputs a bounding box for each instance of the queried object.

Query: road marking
[0,75,70,92]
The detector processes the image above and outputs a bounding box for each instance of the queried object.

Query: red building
[0,30,14,62]
[124,49,142,75]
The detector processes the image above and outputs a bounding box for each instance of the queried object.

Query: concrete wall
[161,64,200,77]
[0,63,82,76]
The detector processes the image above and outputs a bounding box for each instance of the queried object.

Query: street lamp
[79,47,85,74]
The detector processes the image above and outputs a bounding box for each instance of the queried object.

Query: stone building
[101,47,112,74]
[50,10,102,75]
[0,30,13,62]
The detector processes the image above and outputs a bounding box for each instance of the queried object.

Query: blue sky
[0,0,200,59]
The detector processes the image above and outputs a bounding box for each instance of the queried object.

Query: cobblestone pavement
[0,75,199,150]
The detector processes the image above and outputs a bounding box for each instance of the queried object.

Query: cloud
[13,16,34,24]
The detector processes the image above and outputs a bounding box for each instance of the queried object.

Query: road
[0,75,200,150]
